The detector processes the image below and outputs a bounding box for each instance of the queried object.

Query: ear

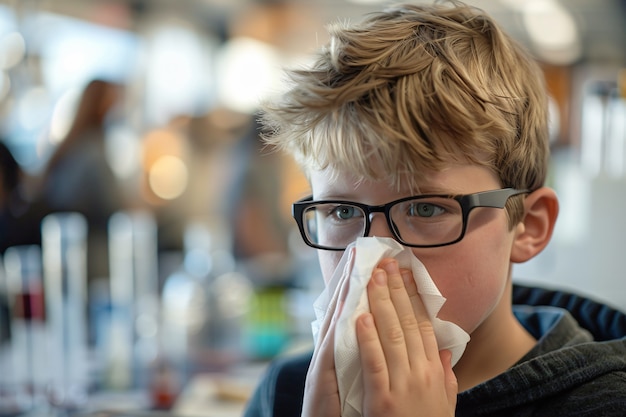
[510,187,559,263]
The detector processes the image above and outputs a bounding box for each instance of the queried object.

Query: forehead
[301,139,492,194]
[309,162,501,200]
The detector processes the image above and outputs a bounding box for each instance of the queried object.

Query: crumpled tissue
[311,236,470,417]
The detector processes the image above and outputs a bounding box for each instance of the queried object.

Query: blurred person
[228,117,290,265]
[36,78,130,280]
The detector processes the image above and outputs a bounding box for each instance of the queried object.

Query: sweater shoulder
[533,370,626,416]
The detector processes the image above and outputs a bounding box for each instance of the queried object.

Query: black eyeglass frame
[292,188,530,251]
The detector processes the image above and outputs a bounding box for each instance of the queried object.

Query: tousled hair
[261,1,549,224]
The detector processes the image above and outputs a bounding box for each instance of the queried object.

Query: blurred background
[0,0,624,415]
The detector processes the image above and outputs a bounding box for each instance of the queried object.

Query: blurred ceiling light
[141,128,189,202]
[0,31,25,69]
[148,155,189,200]
[33,12,138,94]
[142,128,186,167]
[216,37,281,113]
[521,0,581,64]
[144,24,215,125]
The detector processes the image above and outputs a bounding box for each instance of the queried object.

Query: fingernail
[361,313,374,328]
[373,269,386,285]
[381,259,398,273]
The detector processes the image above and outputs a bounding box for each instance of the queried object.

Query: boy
[244,1,626,416]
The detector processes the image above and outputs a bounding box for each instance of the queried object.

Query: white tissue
[311,237,470,417]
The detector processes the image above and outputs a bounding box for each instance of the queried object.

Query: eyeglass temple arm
[466,189,528,208]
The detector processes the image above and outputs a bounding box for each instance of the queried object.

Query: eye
[334,205,358,220]
[407,202,445,217]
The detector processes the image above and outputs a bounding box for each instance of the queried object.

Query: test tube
[0,245,47,413]
[41,212,89,409]
[2,245,47,411]
[108,210,159,390]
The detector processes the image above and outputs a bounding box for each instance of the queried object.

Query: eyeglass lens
[302,197,465,249]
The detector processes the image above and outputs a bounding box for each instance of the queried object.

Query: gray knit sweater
[456,306,626,416]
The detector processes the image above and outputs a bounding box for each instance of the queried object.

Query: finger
[380,260,425,360]
[401,268,440,362]
[303,316,341,417]
[367,266,411,376]
[356,312,389,393]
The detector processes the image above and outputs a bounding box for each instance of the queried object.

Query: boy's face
[309,163,520,334]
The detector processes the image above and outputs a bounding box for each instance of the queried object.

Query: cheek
[433,255,508,333]
[420,220,514,333]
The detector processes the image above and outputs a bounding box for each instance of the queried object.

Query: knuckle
[366,394,397,414]
[399,314,420,332]
[388,274,404,290]
[377,396,396,412]
[385,325,405,345]
[409,367,441,389]
[418,320,436,337]
[364,355,386,374]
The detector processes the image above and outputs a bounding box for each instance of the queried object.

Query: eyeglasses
[292,188,529,251]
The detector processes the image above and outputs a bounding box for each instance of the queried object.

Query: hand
[356,259,458,417]
[301,307,341,417]
[301,248,356,417]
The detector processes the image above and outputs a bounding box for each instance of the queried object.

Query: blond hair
[261,1,549,222]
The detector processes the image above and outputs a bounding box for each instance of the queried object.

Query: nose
[367,213,395,239]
